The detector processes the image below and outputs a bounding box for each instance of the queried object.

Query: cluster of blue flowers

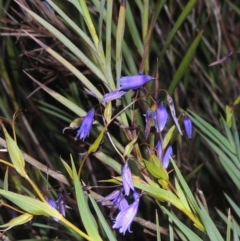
[65,73,192,234]
[98,162,140,235]
[46,191,66,221]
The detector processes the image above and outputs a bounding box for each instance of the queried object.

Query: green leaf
[104,101,112,124]
[124,136,138,157]
[71,160,102,241]
[88,129,105,154]
[61,157,73,180]
[0,213,33,228]
[143,159,168,181]
[89,194,117,241]
[168,29,204,95]
[0,189,62,218]
[116,0,126,78]
[197,200,224,241]
[161,207,203,241]
[1,124,26,177]
[225,105,233,128]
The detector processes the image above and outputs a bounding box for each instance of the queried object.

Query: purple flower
[184,116,192,138]
[154,102,168,132]
[162,145,173,169]
[101,88,127,103]
[156,140,173,169]
[112,191,140,235]
[97,189,129,211]
[144,109,154,139]
[122,162,134,195]
[56,193,65,217]
[76,109,95,140]
[46,197,57,209]
[119,74,154,91]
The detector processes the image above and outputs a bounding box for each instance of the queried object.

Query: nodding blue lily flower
[156,140,173,169]
[184,116,192,138]
[56,193,65,217]
[112,191,140,235]
[97,189,129,211]
[144,109,154,139]
[101,88,127,103]
[76,109,95,140]
[122,162,135,196]
[162,145,173,169]
[154,102,168,132]
[119,74,154,91]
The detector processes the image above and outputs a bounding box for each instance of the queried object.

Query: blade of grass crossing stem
[92,0,137,75]
[22,34,103,98]
[197,200,225,241]
[89,195,117,241]
[77,0,99,48]
[105,0,114,88]
[71,160,102,241]
[46,0,96,52]
[126,1,144,56]
[24,72,86,117]
[116,0,126,79]
[170,158,200,214]
[155,210,161,241]
[168,29,204,95]
[14,1,107,85]
[162,207,203,241]
[159,0,198,62]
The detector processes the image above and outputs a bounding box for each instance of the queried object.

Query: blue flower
[122,162,134,195]
[162,145,173,169]
[97,189,129,211]
[76,109,95,140]
[184,116,192,138]
[156,140,173,169]
[112,191,140,235]
[56,193,65,217]
[101,88,127,103]
[119,74,154,91]
[154,102,168,132]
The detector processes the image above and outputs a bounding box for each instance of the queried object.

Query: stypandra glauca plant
[0,1,239,240]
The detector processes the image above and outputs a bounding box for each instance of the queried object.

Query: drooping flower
[56,192,65,217]
[46,197,57,209]
[101,88,127,103]
[97,189,129,213]
[144,109,154,139]
[162,145,173,169]
[183,116,192,138]
[122,162,134,195]
[156,140,173,169]
[76,109,95,140]
[112,191,140,235]
[119,74,154,91]
[154,102,168,132]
